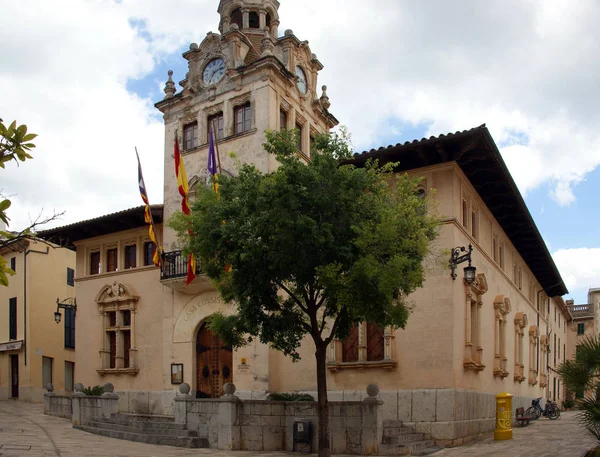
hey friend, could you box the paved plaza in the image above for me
[0,400,596,457]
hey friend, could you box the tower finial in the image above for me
[164,70,176,99]
[320,85,331,110]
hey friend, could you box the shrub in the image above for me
[82,385,104,396]
[267,392,315,402]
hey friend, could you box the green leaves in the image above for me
[0,257,15,287]
[169,128,440,357]
[0,120,36,168]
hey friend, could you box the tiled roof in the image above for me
[345,124,568,298]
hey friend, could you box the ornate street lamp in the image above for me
[54,297,77,324]
[449,244,477,284]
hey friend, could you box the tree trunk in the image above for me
[315,342,330,457]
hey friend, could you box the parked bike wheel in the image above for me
[548,407,560,420]
[526,406,541,419]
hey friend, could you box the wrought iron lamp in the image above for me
[449,244,477,284]
[54,297,77,324]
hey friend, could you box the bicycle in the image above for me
[526,397,561,420]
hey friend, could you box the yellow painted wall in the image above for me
[0,239,76,402]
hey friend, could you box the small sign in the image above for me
[171,363,184,384]
[36,349,43,355]
[297,423,304,433]
[0,341,23,352]
[237,364,251,374]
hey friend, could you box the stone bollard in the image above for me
[71,383,85,426]
[218,383,241,450]
[494,392,513,441]
[100,383,119,420]
[362,384,383,455]
[174,383,191,424]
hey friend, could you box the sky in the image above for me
[2,0,600,304]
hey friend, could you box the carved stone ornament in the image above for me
[96,282,139,306]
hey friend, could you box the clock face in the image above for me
[203,58,226,85]
[295,66,308,94]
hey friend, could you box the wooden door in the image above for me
[196,323,232,398]
[10,355,18,398]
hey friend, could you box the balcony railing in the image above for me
[568,303,594,319]
[160,250,201,281]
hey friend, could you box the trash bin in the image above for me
[293,419,312,453]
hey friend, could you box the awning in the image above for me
[0,341,23,352]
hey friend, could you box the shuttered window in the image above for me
[143,242,154,266]
[67,267,75,286]
[9,298,17,340]
[234,103,251,134]
[90,252,100,275]
[64,308,75,349]
[124,245,136,269]
[42,357,53,388]
[106,248,118,272]
[10,257,16,272]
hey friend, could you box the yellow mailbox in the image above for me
[494,392,513,440]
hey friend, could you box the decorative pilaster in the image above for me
[358,322,367,362]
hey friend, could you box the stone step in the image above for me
[114,413,176,423]
[382,433,425,445]
[88,421,197,437]
[383,420,404,428]
[103,417,188,430]
[378,440,436,456]
[383,426,416,437]
[74,425,208,448]
[411,446,445,456]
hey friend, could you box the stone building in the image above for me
[39,0,573,446]
[0,237,76,401]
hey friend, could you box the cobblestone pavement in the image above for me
[0,400,596,457]
[435,410,598,457]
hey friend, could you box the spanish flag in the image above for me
[174,133,196,285]
[136,149,161,267]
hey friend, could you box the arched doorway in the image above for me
[195,322,233,398]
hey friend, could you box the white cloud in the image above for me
[553,248,600,301]
[2,0,600,231]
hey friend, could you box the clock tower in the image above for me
[156,0,338,250]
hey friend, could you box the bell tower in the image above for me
[217,0,280,38]
[156,0,338,250]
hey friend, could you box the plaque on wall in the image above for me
[171,363,184,384]
[237,358,251,374]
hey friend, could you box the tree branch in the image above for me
[275,280,309,314]
[324,313,343,346]
[0,209,66,251]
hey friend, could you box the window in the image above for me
[106,248,118,272]
[183,121,199,151]
[97,282,139,374]
[558,338,561,359]
[540,335,549,388]
[249,11,259,28]
[310,135,315,153]
[42,357,53,389]
[513,263,518,284]
[296,123,303,152]
[578,323,585,335]
[517,266,522,290]
[234,102,251,134]
[64,361,75,392]
[498,243,505,270]
[124,245,136,269]
[514,312,527,383]
[493,295,511,379]
[464,273,488,373]
[143,241,155,266]
[528,326,539,386]
[492,234,499,263]
[554,333,557,365]
[9,297,17,340]
[67,267,75,287]
[231,8,242,28]
[10,257,16,272]
[208,112,224,140]
[342,323,384,362]
[64,307,75,350]
[471,206,479,240]
[462,198,469,228]
[90,251,100,275]
[280,109,288,131]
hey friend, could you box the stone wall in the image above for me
[71,394,119,427]
[116,390,176,416]
[43,394,72,419]
[174,384,382,455]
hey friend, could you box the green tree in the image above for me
[558,336,600,456]
[0,118,62,286]
[171,129,440,457]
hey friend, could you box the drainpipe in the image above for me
[24,246,49,366]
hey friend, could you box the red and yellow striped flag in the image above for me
[174,133,196,285]
[136,149,162,267]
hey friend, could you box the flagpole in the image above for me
[135,146,163,266]
[211,120,223,174]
